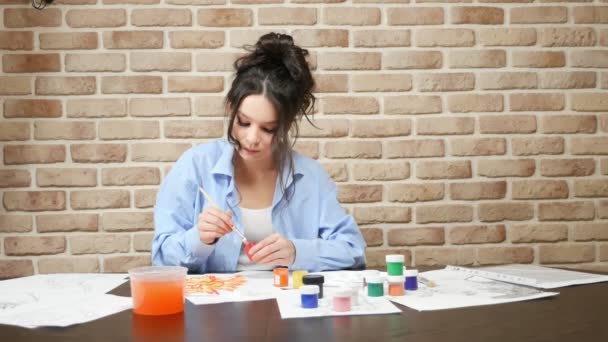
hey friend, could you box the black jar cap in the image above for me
[302,274,324,285]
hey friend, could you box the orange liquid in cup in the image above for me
[131,279,185,316]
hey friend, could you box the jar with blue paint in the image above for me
[300,285,319,309]
[405,269,418,291]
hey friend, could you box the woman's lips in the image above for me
[243,147,259,153]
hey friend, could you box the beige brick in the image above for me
[134,233,154,252]
[37,168,96,187]
[450,181,506,200]
[299,119,348,138]
[447,94,503,113]
[603,31,608,47]
[416,29,474,47]
[354,206,411,224]
[352,74,412,92]
[600,200,608,219]
[5,236,65,256]
[387,8,443,25]
[258,8,316,25]
[3,54,60,73]
[66,9,126,28]
[38,257,99,274]
[480,115,536,134]
[511,93,565,111]
[572,93,608,111]
[166,0,224,3]
[0,31,33,50]
[351,119,410,138]
[338,184,382,203]
[102,167,160,186]
[0,122,29,141]
[0,77,31,95]
[0,215,32,233]
[477,247,534,265]
[102,212,154,232]
[415,247,475,266]
[67,99,127,118]
[572,223,608,241]
[0,260,34,279]
[103,31,164,49]
[385,95,442,114]
[135,189,158,209]
[101,76,162,94]
[539,28,596,47]
[601,244,608,262]
[479,28,536,46]
[478,72,537,90]
[574,6,608,23]
[4,8,61,28]
[132,9,192,27]
[130,52,190,72]
[388,227,444,246]
[450,225,506,245]
[129,98,190,117]
[479,202,534,222]
[0,170,30,188]
[539,202,595,221]
[449,50,506,68]
[478,159,535,177]
[361,228,383,247]
[366,249,412,269]
[131,143,191,162]
[34,121,95,141]
[571,51,608,68]
[603,160,608,175]
[71,144,127,163]
[65,54,126,72]
[417,161,471,179]
[71,234,130,254]
[35,77,95,96]
[196,52,244,72]
[99,121,159,140]
[539,244,595,264]
[324,141,381,159]
[71,190,129,210]
[450,138,506,157]
[292,29,348,48]
[574,180,608,197]
[322,96,379,114]
[170,31,223,49]
[312,74,348,93]
[512,137,564,156]
[388,183,444,203]
[601,114,608,132]
[294,141,319,159]
[168,76,223,93]
[40,32,97,50]
[384,51,442,70]
[541,115,596,134]
[417,117,475,135]
[324,7,380,25]
[571,137,608,155]
[104,255,151,273]
[416,204,473,223]
[322,162,348,182]
[540,158,594,177]
[451,6,503,24]
[386,139,445,158]
[416,73,474,92]
[103,0,160,5]
[319,52,381,71]
[512,180,569,199]
[511,223,568,243]
[354,162,410,181]
[198,9,252,27]
[513,51,565,68]
[511,6,567,23]
[165,120,224,139]
[353,30,410,47]
[37,214,98,233]
[4,145,65,165]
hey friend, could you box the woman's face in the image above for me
[231,95,279,165]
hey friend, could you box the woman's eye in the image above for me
[236,117,250,127]
[263,127,277,134]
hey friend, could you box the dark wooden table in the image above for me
[1,276,607,342]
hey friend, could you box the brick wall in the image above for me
[0,1,607,278]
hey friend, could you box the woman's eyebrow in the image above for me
[237,111,278,124]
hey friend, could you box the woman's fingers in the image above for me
[250,233,295,266]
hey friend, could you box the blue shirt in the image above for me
[152,139,367,273]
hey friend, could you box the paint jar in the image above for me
[302,274,325,298]
[300,285,319,309]
[273,266,289,287]
[366,275,384,297]
[292,270,308,289]
[129,266,187,316]
[332,288,352,312]
[350,284,360,306]
[387,275,405,296]
[405,269,419,291]
[385,255,404,276]
[362,270,380,288]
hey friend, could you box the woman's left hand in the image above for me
[248,233,296,266]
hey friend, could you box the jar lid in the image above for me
[405,269,419,276]
[385,255,405,263]
[333,288,352,297]
[366,275,384,284]
[300,285,319,295]
[387,275,405,282]
[302,274,325,285]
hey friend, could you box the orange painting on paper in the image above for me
[185,275,247,295]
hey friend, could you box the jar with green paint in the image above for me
[386,255,404,276]
[366,275,384,297]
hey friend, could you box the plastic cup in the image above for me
[129,266,188,316]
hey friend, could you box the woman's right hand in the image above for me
[197,207,234,245]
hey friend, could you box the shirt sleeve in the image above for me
[151,150,215,273]
[290,171,367,272]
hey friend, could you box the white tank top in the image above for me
[236,206,274,271]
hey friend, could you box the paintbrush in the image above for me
[419,276,436,288]
[198,186,248,243]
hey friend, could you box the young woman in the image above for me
[152,33,366,273]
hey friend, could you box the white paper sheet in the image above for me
[388,268,558,311]
[185,271,283,305]
[0,294,132,328]
[276,287,402,319]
